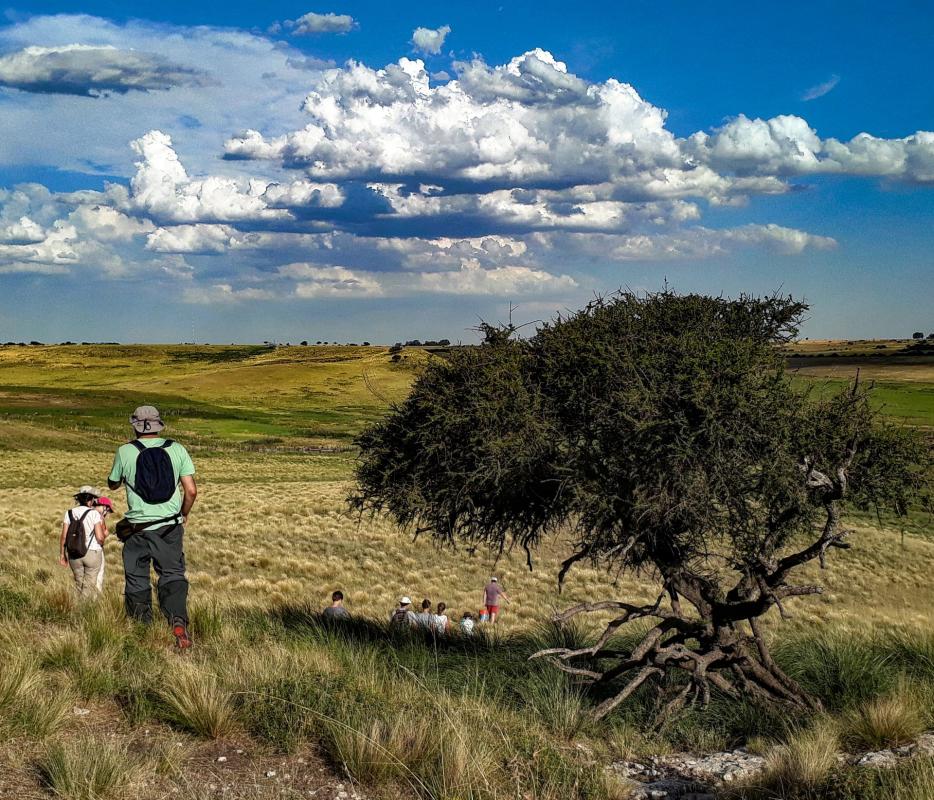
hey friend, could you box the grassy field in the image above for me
[0,341,932,800]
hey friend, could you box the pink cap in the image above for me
[96,497,114,510]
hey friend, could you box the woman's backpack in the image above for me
[127,440,177,503]
[65,509,94,559]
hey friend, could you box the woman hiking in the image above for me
[58,486,108,599]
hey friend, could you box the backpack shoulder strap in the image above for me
[160,439,174,449]
[129,440,146,453]
[67,510,75,524]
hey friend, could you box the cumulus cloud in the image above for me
[0,216,46,245]
[802,74,840,101]
[3,27,929,309]
[688,116,934,183]
[417,260,576,294]
[128,131,290,223]
[282,263,384,297]
[0,44,210,96]
[554,224,836,261]
[146,224,237,254]
[224,50,683,190]
[288,12,357,35]
[411,25,450,55]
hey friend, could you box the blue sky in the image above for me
[0,1,931,343]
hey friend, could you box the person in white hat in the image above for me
[58,486,107,600]
[389,596,417,627]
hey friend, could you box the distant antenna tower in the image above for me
[191,319,196,345]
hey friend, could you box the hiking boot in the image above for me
[172,617,192,650]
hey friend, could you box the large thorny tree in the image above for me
[351,292,931,721]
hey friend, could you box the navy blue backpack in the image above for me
[127,439,177,503]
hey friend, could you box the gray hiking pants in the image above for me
[122,523,189,625]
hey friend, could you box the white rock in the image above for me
[216,756,227,763]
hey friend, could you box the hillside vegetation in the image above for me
[0,342,931,800]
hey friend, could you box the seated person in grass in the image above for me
[459,611,476,635]
[58,485,107,600]
[415,598,433,628]
[323,589,350,621]
[389,596,417,627]
[433,602,451,635]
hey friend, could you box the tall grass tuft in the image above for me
[158,664,237,739]
[835,756,934,800]
[38,736,138,800]
[775,631,896,711]
[841,683,926,750]
[0,654,73,739]
[758,718,840,796]
[520,671,590,739]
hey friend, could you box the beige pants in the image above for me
[69,549,103,599]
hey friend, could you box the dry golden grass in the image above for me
[842,683,927,750]
[760,718,840,794]
[3,445,931,636]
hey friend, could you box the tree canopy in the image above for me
[352,290,931,719]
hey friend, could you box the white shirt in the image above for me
[64,506,103,552]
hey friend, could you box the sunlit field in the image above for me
[1,342,932,800]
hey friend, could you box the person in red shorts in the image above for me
[482,576,510,624]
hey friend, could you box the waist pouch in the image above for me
[115,515,181,542]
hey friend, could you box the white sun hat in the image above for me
[400,596,412,605]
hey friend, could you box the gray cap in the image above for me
[130,405,165,434]
[76,485,99,498]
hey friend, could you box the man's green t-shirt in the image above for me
[109,438,195,528]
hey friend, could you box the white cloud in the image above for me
[182,283,276,304]
[0,44,210,96]
[0,15,322,176]
[288,12,357,35]
[553,224,836,261]
[411,25,450,55]
[0,216,46,245]
[282,263,384,297]
[417,259,577,295]
[802,74,840,102]
[129,131,290,223]
[146,224,237,253]
[2,25,928,310]
[223,50,683,188]
[260,180,345,208]
[689,115,934,183]
[68,205,154,241]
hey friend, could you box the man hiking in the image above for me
[108,405,197,649]
[482,576,510,625]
